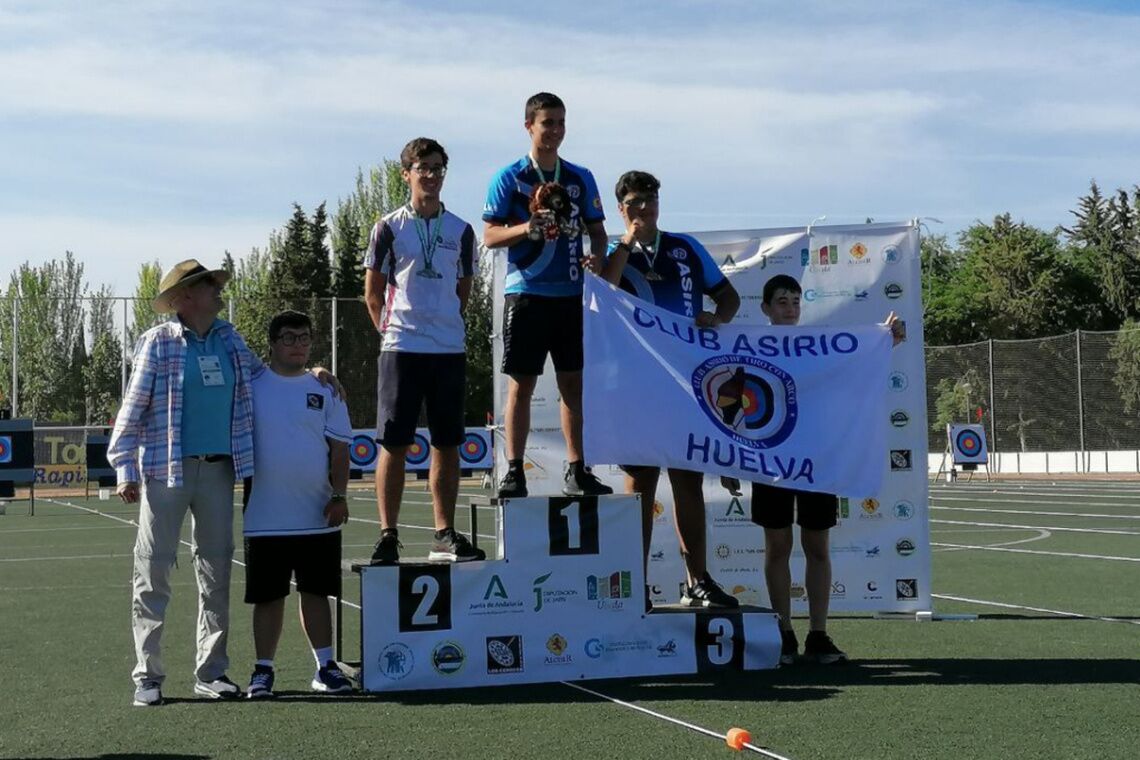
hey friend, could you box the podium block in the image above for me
[357,495,780,692]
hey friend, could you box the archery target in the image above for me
[0,436,10,464]
[459,431,491,468]
[351,434,378,468]
[949,424,988,464]
[406,432,431,468]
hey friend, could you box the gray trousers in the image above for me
[131,457,235,686]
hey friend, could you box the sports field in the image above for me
[1,479,1138,759]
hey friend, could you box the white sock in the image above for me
[313,646,334,667]
[256,659,274,669]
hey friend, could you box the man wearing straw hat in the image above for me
[109,259,336,707]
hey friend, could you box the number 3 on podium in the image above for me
[695,613,744,672]
[547,496,600,556]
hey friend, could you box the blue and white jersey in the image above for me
[606,232,728,318]
[483,156,605,297]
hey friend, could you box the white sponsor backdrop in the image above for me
[359,495,780,691]
[491,222,931,613]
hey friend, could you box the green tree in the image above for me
[932,367,985,437]
[0,253,88,420]
[226,247,277,359]
[1063,180,1140,325]
[464,254,494,424]
[85,285,123,426]
[129,261,164,348]
[1110,320,1140,418]
[331,196,364,298]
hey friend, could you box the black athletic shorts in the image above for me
[750,482,838,531]
[501,294,583,375]
[376,351,466,448]
[244,531,342,604]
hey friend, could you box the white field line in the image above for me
[933,593,1140,626]
[0,553,134,562]
[43,497,366,612]
[561,681,792,759]
[931,542,1138,562]
[929,518,1139,536]
[932,527,1051,553]
[934,487,1140,499]
[344,514,496,542]
[0,525,135,534]
[931,499,1140,515]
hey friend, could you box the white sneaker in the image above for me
[193,675,242,699]
[132,681,163,707]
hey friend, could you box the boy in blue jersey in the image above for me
[483,92,613,499]
[602,170,742,609]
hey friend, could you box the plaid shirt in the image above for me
[108,318,261,487]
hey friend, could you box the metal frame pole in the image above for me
[988,339,996,460]
[331,298,338,375]
[11,300,18,417]
[1075,330,1085,472]
[120,298,128,400]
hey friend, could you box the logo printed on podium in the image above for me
[379,643,413,680]
[431,641,465,675]
[896,578,918,600]
[486,636,524,674]
[545,634,573,665]
[469,574,524,616]
[586,571,632,609]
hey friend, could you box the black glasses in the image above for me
[274,333,312,346]
[621,194,659,209]
[411,164,447,178]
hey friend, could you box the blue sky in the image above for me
[3,0,1139,295]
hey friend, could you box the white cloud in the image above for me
[2,0,1140,289]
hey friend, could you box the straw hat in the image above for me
[152,259,231,314]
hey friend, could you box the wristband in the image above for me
[329,492,346,502]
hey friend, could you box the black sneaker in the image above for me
[563,464,614,497]
[779,629,799,666]
[803,630,848,665]
[370,532,402,565]
[498,468,527,499]
[428,528,487,562]
[680,573,740,608]
[311,661,353,694]
[247,665,275,699]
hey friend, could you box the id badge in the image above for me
[198,355,224,387]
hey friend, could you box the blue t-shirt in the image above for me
[181,320,236,457]
[482,156,605,297]
[606,232,728,318]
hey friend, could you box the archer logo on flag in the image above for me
[692,355,798,450]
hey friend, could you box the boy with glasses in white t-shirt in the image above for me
[243,310,353,698]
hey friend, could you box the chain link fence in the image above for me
[926,329,1140,455]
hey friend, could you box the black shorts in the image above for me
[750,482,838,531]
[377,351,465,448]
[501,294,583,375]
[243,531,342,604]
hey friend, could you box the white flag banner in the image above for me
[582,274,894,497]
